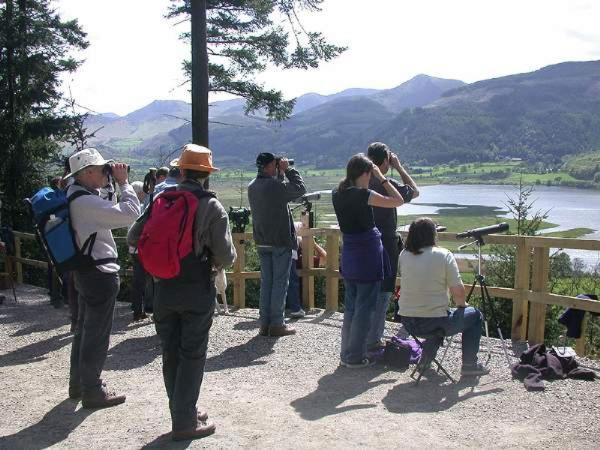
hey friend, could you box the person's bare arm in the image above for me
[450,283,468,307]
[368,165,404,208]
[389,153,420,199]
[313,239,327,266]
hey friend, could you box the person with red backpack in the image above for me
[128,144,236,442]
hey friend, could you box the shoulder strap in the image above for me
[66,188,99,259]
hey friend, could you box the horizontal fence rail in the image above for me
[5,229,600,355]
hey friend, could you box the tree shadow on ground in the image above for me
[291,366,395,421]
[0,332,72,368]
[204,335,277,372]
[382,373,504,414]
[0,399,94,450]
[104,334,161,371]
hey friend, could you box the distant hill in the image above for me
[88,62,600,168]
[115,74,465,165]
[372,61,600,163]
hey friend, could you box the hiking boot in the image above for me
[68,385,81,399]
[258,325,269,336]
[345,358,376,369]
[289,308,306,318]
[198,410,209,422]
[461,363,490,377]
[172,421,216,441]
[82,386,126,409]
[268,324,296,337]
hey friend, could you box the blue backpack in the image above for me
[26,187,113,274]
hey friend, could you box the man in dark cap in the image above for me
[248,152,306,337]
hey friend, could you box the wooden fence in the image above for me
[5,229,600,355]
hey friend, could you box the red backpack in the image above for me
[138,189,213,279]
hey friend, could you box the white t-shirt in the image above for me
[398,246,463,318]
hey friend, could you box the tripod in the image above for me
[438,236,512,368]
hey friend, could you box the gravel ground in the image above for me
[0,284,599,449]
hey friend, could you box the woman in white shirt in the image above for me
[399,217,489,376]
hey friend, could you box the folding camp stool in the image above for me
[409,328,456,385]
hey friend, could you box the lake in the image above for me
[316,184,600,269]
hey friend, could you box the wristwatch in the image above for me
[381,178,389,185]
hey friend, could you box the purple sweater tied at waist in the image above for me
[341,227,392,283]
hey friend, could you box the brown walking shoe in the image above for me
[268,324,296,337]
[82,388,126,409]
[258,325,269,336]
[172,421,216,441]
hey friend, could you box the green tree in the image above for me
[0,0,88,226]
[167,0,346,121]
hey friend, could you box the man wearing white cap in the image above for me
[65,148,141,408]
[128,143,236,441]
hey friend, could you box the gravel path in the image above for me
[0,284,599,449]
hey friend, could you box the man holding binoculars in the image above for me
[64,147,141,408]
[248,152,306,337]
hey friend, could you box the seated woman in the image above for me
[332,154,403,368]
[398,217,489,376]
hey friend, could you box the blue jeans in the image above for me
[367,291,393,347]
[340,280,380,364]
[286,260,302,312]
[258,247,292,327]
[402,307,483,366]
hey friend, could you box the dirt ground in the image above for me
[0,284,599,449]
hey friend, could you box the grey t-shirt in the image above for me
[398,246,463,318]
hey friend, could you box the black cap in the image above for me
[256,152,276,167]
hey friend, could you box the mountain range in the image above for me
[86,60,600,167]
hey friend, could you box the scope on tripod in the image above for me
[456,222,509,239]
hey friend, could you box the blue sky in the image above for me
[56,0,600,116]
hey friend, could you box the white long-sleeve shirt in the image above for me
[67,182,141,273]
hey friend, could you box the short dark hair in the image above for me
[168,167,180,178]
[367,142,389,166]
[183,168,210,182]
[156,167,169,178]
[405,217,438,255]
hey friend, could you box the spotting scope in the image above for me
[456,222,509,239]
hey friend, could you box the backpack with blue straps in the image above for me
[26,186,115,275]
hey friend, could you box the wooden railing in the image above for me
[6,229,600,355]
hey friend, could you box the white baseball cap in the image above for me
[65,148,113,178]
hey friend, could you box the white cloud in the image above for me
[56,0,600,115]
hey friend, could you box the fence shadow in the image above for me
[290,365,394,421]
[0,399,94,450]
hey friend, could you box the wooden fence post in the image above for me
[15,235,23,284]
[301,227,315,310]
[232,236,245,308]
[511,238,531,341]
[325,232,340,311]
[528,246,549,345]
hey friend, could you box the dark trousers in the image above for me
[154,282,215,432]
[69,269,120,396]
[130,254,146,315]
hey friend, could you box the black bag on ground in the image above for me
[383,340,411,369]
